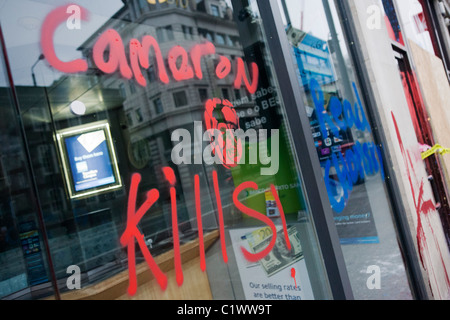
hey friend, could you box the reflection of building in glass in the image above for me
[0,86,52,297]
[0,0,302,299]
[287,25,349,163]
[2,0,270,293]
[76,0,261,239]
[286,24,378,245]
[290,30,335,88]
[2,80,128,289]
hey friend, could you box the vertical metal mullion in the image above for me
[0,24,61,300]
[256,0,354,300]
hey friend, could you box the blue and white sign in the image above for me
[57,121,122,198]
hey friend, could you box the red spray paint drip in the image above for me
[392,112,450,296]
[162,167,183,287]
[291,268,297,289]
[194,174,206,272]
[212,170,228,264]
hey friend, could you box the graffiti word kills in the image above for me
[41,5,259,95]
[310,78,385,213]
[392,112,450,298]
[120,168,292,296]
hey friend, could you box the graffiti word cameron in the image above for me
[41,5,259,95]
[120,168,292,296]
[310,79,385,213]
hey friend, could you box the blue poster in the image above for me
[64,129,116,192]
[288,26,379,245]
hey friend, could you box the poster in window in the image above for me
[56,121,122,199]
[229,226,314,300]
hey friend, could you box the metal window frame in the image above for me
[256,0,354,300]
[0,24,61,300]
[419,0,450,82]
[336,0,429,300]
[256,0,431,300]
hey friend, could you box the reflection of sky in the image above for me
[0,0,350,87]
[278,0,348,58]
[278,0,328,40]
[0,0,124,87]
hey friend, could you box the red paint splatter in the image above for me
[291,268,297,288]
[194,174,206,272]
[392,112,450,296]
[162,166,176,186]
[163,167,183,286]
[204,98,243,168]
[271,184,291,251]
[212,170,228,263]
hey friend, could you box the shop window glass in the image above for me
[0,37,53,299]
[279,0,414,299]
[0,0,339,300]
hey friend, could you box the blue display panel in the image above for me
[57,121,122,198]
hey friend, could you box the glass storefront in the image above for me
[0,0,416,300]
[278,0,413,299]
[0,29,54,299]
